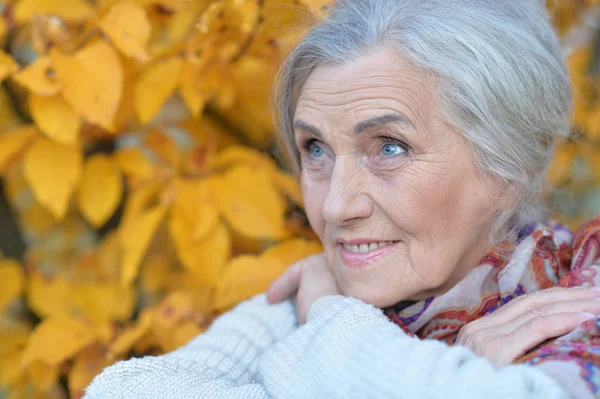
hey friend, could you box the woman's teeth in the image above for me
[342,241,396,253]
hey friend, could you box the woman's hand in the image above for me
[455,286,600,367]
[267,253,342,324]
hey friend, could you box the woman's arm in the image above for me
[257,295,570,399]
[84,293,299,399]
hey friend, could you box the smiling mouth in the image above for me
[341,241,397,253]
[338,240,401,268]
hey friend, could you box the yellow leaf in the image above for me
[169,179,219,240]
[107,309,153,360]
[134,56,183,124]
[27,361,60,392]
[76,155,123,227]
[118,181,162,240]
[212,145,278,172]
[0,86,22,132]
[179,62,207,118]
[261,238,323,267]
[547,143,576,186]
[0,316,30,387]
[50,41,123,131]
[0,125,38,174]
[0,50,18,81]
[11,56,60,96]
[0,259,25,311]
[14,0,94,24]
[115,148,155,183]
[121,205,166,285]
[0,18,7,43]
[151,291,205,352]
[214,255,286,311]
[170,219,230,286]
[21,316,97,367]
[23,137,82,219]
[144,128,181,168]
[99,2,152,62]
[269,170,303,206]
[196,2,226,33]
[299,0,333,18]
[233,0,260,34]
[70,282,135,324]
[28,94,80,145]
[212,165,288,239]
[27,273,71,318]
[69,346,112,398]
[153,291,193,329]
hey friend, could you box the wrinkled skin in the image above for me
[292,49,510,308]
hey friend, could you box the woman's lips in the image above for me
[339,241,401,268]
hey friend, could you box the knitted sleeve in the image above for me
[83,293,299,399]
[257,295,570,399]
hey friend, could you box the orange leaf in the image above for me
[23,137,83,219]
[214,255,286,311]
[11,56,60,96]
[76,155,123,227]
[134,56,183,124]
[28,94,81,145]
[14,0,94,24]
[0,125,38,174]
[0,259,25,311]
[21,316,98,367]
[121,205,167,285]
[99,2,152,62]
[0,50,18,81]
[50,41,123,131]
[212,165,288,239]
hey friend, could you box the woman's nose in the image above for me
[321,159,373,225]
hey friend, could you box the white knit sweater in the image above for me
[84,293,569,399]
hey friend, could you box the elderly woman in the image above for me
[85,0,600,398]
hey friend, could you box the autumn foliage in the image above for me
[0,0,598,398]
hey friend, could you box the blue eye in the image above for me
[309,143,325,158]
[381,143,406,156]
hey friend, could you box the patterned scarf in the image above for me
[383,215,600,398]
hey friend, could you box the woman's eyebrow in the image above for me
[354,113,414,134]
[293,120,323,138]
[293,112,413,138]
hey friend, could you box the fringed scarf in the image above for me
[384,215,600,398]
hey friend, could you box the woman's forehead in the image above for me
[295,51,433,131]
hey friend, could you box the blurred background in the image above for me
[0,0,598,398]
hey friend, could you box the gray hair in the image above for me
[274,0,573,243]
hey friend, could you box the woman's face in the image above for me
[294,49,506,308]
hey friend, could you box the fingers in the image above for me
[475,287,600,329]
[266,261,303,304]
[502,297,600,334]
[496,311,598,365]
